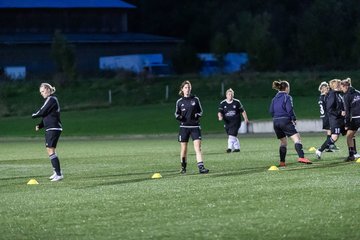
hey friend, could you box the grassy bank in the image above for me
[0,97,318,137]
[1,70,359,117]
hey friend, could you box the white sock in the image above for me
[228,136,233,149]
[232,136,240,150]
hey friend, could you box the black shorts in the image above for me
[273,119,298,139]
[321,117,330,130]
[45,130,62,148]
[225,123,241,136]
[178,127,202,142]
[329,118,346,135]
[330,126,346,136]
[348,118,360,131]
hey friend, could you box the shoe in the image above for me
[298,158,312,164]
[279,162,286,167]
[315,149,322,159]
[180,168,186,174]
[233,149,240,152]
[226,149,232,153]
[325,148,334,152]
[345,156,355,162]
[50,175,63,182]
[49,171,62,180]
[49,171,57,180]
[329,145,340,151]
[354,153,360,158]
[199,167,209,174]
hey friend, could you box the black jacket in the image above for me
[175,95,203,127]
[343,87,360,126]
[32,95,63,131]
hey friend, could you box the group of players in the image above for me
[32,78,360,181]
[316,78,360,162]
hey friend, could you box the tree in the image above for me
[228,12,281,71]
[210,32,229,72]
[51,30,77,83]
[171,44,202,74]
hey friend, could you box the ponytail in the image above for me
[40,83,56,94]
[272,80,289,91]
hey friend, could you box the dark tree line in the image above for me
[127,0,360,71]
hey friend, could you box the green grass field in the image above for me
[0,134,359,240]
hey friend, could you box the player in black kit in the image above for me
[316,79,346,159]
[318,82,338,152]
[175,80,209,174]
[32,83,63,181]
[218,88,249,153]
[341,78,360,161]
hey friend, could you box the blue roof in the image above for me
[0,0,136,9]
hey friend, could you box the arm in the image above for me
[269,99,274,117]
[32,97,54,118]
[174,100,183,121]
[238,101,249,123]
[194,97,203,119]
[241,111,249,124]
[285,96,296,121]
[218,112,223,121]
[218,102,224,121]
[343,94,351,127]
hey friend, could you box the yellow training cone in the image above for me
[151,173,162,179]
[308,147,316,152]
[268,166,279,171]
[356,158,360,163]
[27,179,39,185]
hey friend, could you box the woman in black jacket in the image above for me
[175,80,209,174]
[341,78,360,161]
[316,79,345,159]
[32,83,63,181]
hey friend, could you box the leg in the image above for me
[193,140,209,174]
[180,142,188,173]
[279,137,287,166]
[233,135,241,152]
[346,130,356,161]
[290,133,312,164]
[227,135,233,153]
[47,147,62,180]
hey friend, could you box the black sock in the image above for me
[353,138,357,153]
[50,153,61,176]
[325,135,331,149]
[197,161,205,169]
[181,157,187,169]
[319,137,334,152]
[279,146,287,162]
[295,143,304,158]
[349,147,355,157]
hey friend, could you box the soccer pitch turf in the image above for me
[0,134,359,240]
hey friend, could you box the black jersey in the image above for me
[32,95,63,131]
[318,94,328,119]
[326,90,344,125]
[343,87,360,126]
[218,98,244,127]
[175,95,203,127]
